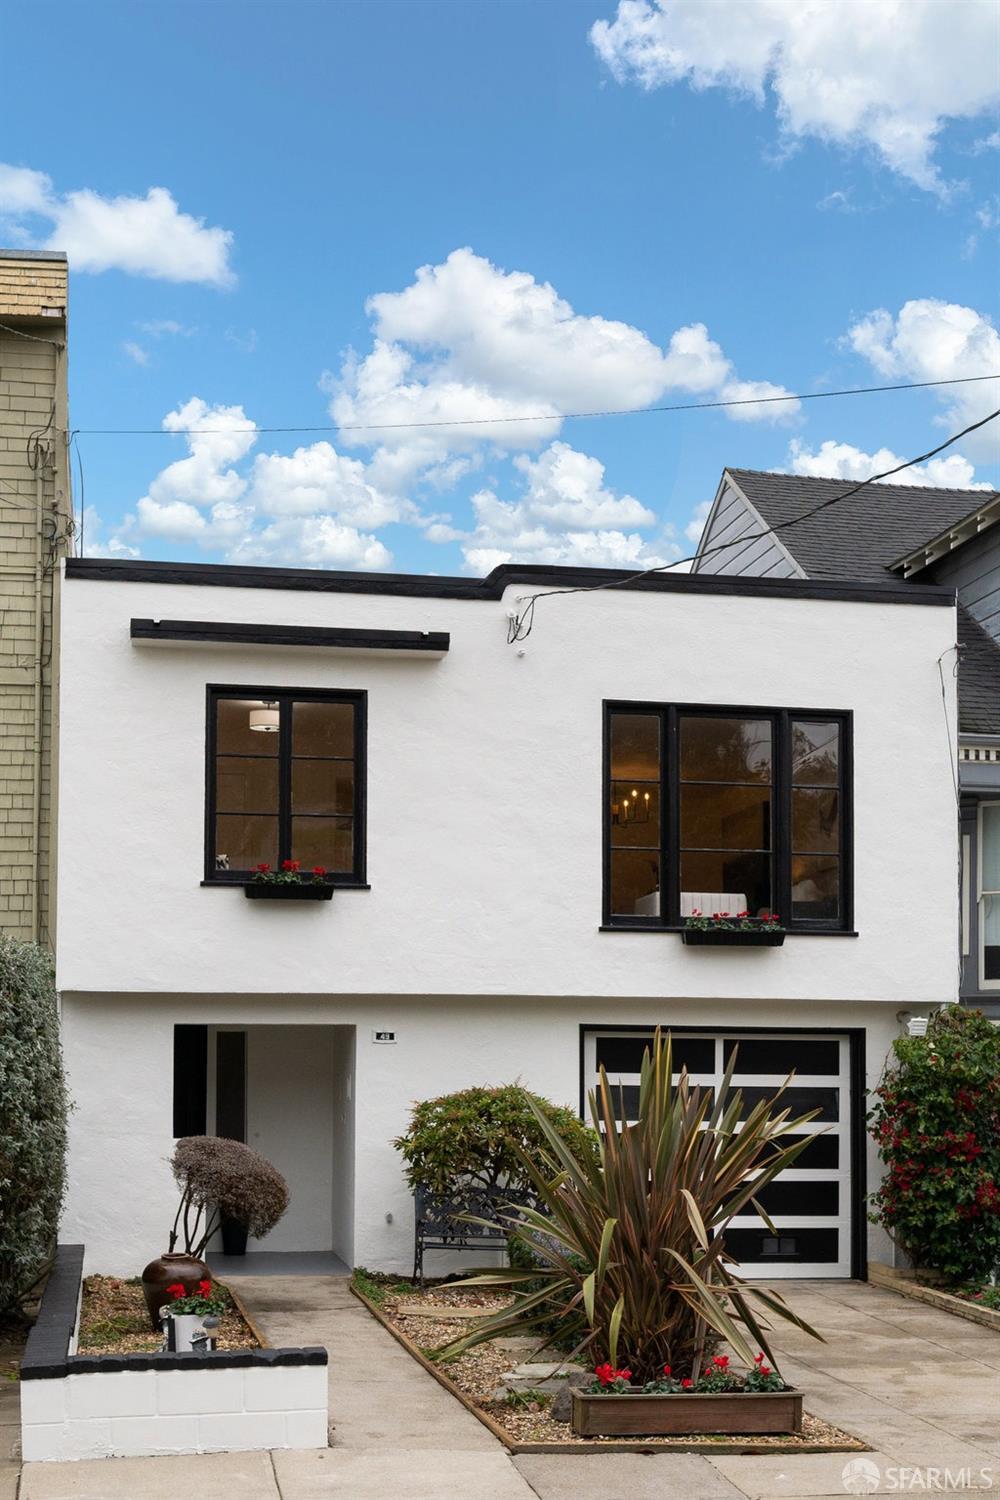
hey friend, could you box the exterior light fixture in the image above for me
[249,701,279,734]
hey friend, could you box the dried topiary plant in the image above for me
[169,1136,289,1258]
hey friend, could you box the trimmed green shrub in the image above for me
[394,1083,599,1201]
[869,1005,1000,1284]
[0,939,69,1316]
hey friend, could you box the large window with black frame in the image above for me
[604,704,850,931]
[206,687,366,883]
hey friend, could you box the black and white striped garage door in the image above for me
[582,1030,855,1278]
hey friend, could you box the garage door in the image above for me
[581,1029,855,1278]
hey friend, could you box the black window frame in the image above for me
[205,684,367,886]
[602,701,853,934]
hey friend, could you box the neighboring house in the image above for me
[694,468,1000,1017]
[0,251,71,947]
[55,551,957,1281]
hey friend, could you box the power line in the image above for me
[507,405,1000,644]
[69,372,1000,436]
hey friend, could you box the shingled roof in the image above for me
[727,468,1000,583]
[958,606,1000,736]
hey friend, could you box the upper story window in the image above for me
[604,703,851,932]
[978,803,1000,986]
[206,687,366,884]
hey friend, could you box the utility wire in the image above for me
[507,405,1000,643]
[69,372,999,436]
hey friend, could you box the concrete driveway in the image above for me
[17,1278,1000,1500]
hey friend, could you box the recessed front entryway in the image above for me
[582,1027,861,1278]
[172,1022,356,1267]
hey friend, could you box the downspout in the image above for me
[31,457,44,945]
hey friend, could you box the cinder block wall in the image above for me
[0,250,70,948]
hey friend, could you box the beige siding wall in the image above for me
[0,252,70,946]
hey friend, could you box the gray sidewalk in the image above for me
[17,1278,1000,1500]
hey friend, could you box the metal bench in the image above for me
[412,1184,520,1286]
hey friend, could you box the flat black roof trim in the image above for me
[68,557,954,608]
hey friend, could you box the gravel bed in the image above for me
[77,1275,259,1355]
[377,1285,866,1452]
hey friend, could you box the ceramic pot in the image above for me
[140,1251,210,1330]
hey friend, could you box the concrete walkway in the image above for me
[18,1278,1000,1499]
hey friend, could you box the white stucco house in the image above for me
[55,548,959,1282]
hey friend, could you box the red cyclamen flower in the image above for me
[662,1365,671,1376]
[312,866,327,876]
[166,1283,186,1299]
[198,1279,211,1296]
[256,863,270,872]
[681,1378,693,1389]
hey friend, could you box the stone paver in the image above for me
[273,1447,535,1498]
[515,1451,746,1499]
[20,1449,280,1499]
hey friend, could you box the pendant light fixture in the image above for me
[249,700,280,734]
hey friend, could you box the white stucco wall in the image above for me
[60,992,899,1276]
[245,1026,335,1252]
[55,573,959,1005]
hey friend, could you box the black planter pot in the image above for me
[244,882,333,901]
[681,928,785,947]
[220,1215,249,1256]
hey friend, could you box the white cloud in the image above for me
[331,249,795,495]
[228,516,392,570]
[139,319,196,338]
[117,398,397,570]
[122,341,149,367]
[0,163,53,215]
[77,505,139,559]
[0,163,235,286]
[684,499,712,544]
[787,438,991,491]
[445,439,677,573]
[590,0,1000,192]
[718,378,800,423]
[248,442,411,528]
[845,298,1000,457]
[135,497,209,540]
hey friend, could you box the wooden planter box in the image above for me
[571,1388,803,1437]
[244,883,333,901]
[682,928,785,947]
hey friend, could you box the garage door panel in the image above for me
[582,1029,854,1279]
[596,1034,716,1074]
[723,1038,841,1074]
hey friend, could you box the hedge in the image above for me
[0,939,69,1316]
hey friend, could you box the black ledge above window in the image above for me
[603,701,854,936]
[131,618,449,657]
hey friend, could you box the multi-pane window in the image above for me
[206,688,365,883]
[979,803,1000,984]
[605,704,850,931]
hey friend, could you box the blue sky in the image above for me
[2,0,998,573]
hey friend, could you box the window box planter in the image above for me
[571,1387,803,1437]
[244,883,333,901]
[681,928,785,947]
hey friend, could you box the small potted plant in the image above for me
[244,860,334,901]
[159,1277,228,1353]
[141,1136,289,1327]
[681,909,785,947]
